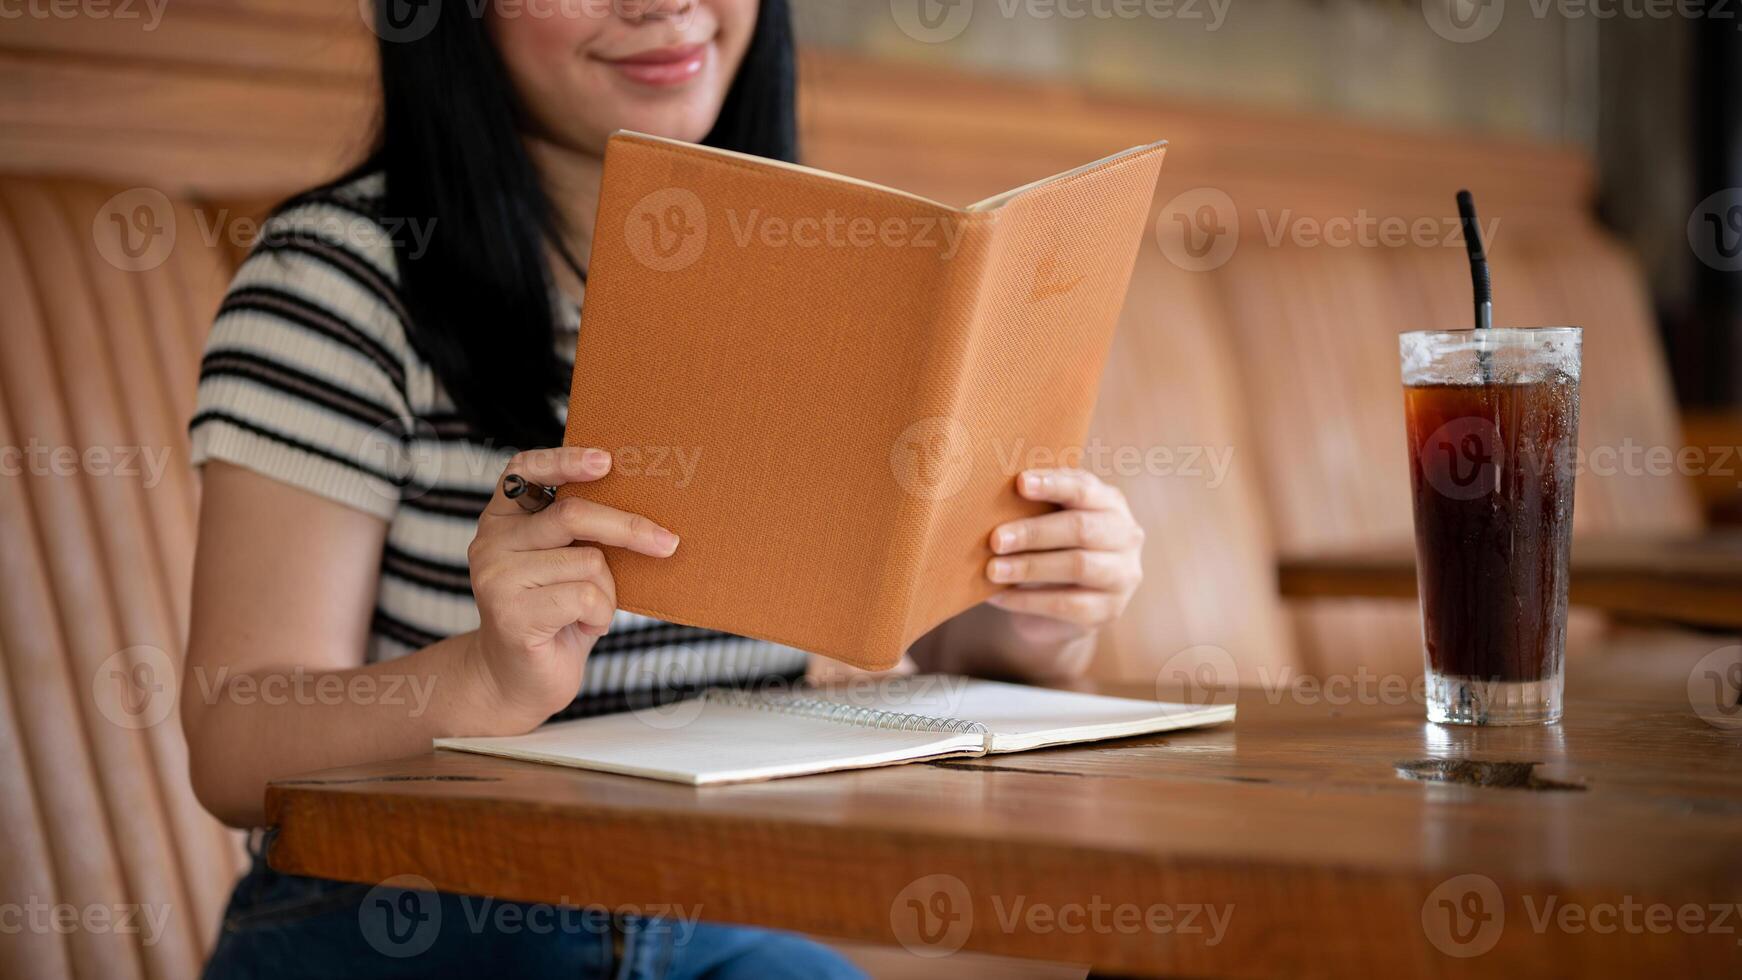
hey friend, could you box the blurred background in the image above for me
[799,0,1738,412]
[1,3,1740,976]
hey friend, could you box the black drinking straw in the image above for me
[1457,189,1493,331]
[1457,189,1494,382]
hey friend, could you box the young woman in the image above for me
[183,1,1146,976]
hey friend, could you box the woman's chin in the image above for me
[602,102,723,144]
[591,69,727,141]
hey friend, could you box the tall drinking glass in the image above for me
[1399,327,1582,725]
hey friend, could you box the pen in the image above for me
[501,474,556,513]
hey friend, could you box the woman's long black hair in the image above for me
[360,0,797,450]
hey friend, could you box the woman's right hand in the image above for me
[464,446,680,730]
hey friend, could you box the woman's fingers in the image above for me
[468,447,669,644]
[991,507,1140,555]
[1015,468,1128,513]
[497,496,680,556]
[505,546,615,596]
[985,468,1145,630]
[985,587,1120,627]
[986,548,1132,590]
[482,447,612,518]
[469,545,616,618]
[503,581,615,638]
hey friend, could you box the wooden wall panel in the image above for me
[0,5,373,196]
[2,7,1595,213]
[797,56,1595,223]
[0,7,371,77]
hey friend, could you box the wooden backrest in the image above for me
[0,179,245,979]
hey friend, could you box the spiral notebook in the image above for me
[435,678,1234,785]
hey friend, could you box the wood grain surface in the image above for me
[267,655,1742,977]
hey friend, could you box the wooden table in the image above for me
[267,657,1742,976]
[1278,531,1742,630]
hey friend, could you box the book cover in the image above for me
[561,132,1166,669]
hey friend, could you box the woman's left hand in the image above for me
[983,469,1144,634]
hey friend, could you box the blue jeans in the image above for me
[203,832,863,979]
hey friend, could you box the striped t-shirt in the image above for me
[189,172,809,717]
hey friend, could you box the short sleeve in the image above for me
[189,196,417,520]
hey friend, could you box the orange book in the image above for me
[561,132,1166,670]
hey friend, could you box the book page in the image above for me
[804,677,1235,755]
[436,700,984,786]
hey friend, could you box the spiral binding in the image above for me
[700,688,989,735]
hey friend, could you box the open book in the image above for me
[560,133,1168,670]
[435,678,1233,786]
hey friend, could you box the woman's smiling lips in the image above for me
[597,42,709,87]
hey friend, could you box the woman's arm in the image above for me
[181,463,497,826]
[182,448,677,828]
[912,468,1143,682]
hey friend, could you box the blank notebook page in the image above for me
[435,700,984,786]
